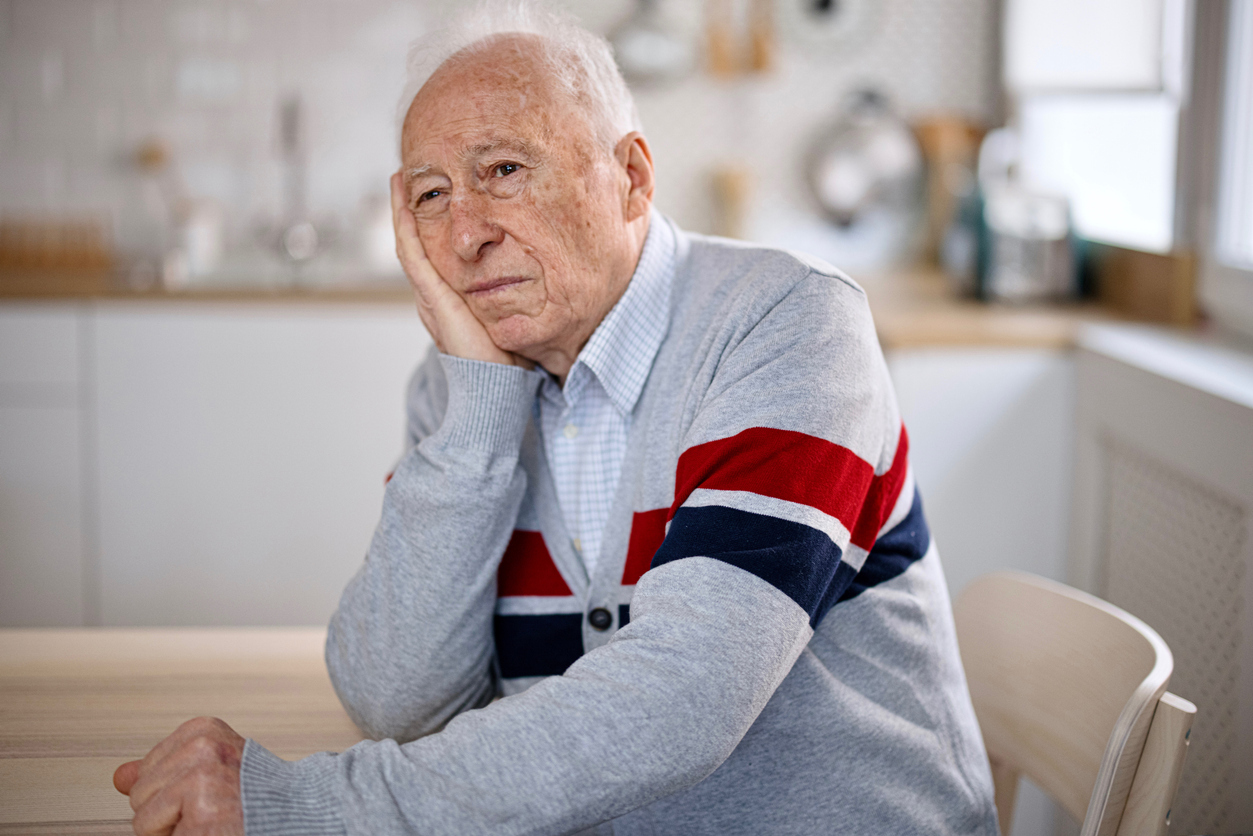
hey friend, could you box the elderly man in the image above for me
[114,6,998,835]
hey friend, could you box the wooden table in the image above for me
[0,628,365,835]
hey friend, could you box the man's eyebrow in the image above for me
[404,164,436,182]
[404,139,542,183]
[459,138,541,163]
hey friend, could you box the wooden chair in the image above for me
[953,572,1196,836]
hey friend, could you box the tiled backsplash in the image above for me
[0,0,429,261]
[0,0,997,269]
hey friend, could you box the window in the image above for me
[1019,94,1179,253]
[1006,0,1188,254]
[1215,1,1253,268]
[1201,0,1253,338]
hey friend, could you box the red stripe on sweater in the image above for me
[497,530,573,597]
[671,426,910,551]
[621,508,668,585]
[849,427,910,551]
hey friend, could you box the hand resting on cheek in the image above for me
[391,171,534,370]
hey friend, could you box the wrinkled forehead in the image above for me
[401,35,592,170]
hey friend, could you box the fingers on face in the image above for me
[391,171,427,262]
[388,174,475,351]
[389,171,406,233]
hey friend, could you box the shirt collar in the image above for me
[562,211,676,416]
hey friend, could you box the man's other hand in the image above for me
[113,716,245,836]
[392,171,531,369]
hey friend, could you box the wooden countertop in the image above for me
[0,628,366,835]
[0,269,414,305]
[2,266,1129,349]
[859,266,1125,351]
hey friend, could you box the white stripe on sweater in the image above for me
[681,488,854,554]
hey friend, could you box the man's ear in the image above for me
[614,132,655,223]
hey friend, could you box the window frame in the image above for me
[1195,0,1253,339]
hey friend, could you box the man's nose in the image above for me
[448,192,504,262]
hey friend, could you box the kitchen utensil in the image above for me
[610,0,695,86]
[277,94,319,265]
[806,89,923,228]
[982,182,1075,302]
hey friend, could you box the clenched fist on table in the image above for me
[113,717,246,836]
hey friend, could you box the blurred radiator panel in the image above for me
[1070,324,1253,835]
[1100,437,1245,834]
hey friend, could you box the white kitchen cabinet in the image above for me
[0,406,86,626]
[886,347,1076,596]
[0,305,81,389]
[0,304,87,627]
[91,301,430,626]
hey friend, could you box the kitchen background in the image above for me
[2,1,1252,834]
[0,0,997,272]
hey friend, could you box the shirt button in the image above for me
[572,537,582,552]
[563,423,579,439]
[588,607,612,631]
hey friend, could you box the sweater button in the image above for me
[588,607,612,631]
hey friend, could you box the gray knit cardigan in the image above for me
[239,218,1001,836]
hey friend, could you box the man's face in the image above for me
[400,38,636,364]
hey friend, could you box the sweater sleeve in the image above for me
[654,270,912,629]
[319,351,543,743]
[241,272,908,836]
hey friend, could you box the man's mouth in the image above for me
[465,276,531,296]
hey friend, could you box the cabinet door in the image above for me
[93,302,430,626]
[886,347,1075,597]
[0,305,85,626]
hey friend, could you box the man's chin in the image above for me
[484,315,547,358]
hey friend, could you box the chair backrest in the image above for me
[954,572,1196,836]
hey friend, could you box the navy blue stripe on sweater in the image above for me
[651,488,931,627]
[652,504,852,627]
[495,491,931,677]
[837,487,930,604]
[494,613,584,679]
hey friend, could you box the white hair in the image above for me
[398,0,642,156]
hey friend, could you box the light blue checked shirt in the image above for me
[537,214,676,578]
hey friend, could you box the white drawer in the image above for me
[0,303,81,389]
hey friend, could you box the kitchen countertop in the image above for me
[0,269,414,305]
[858,266,1127,351]
[0,627,365,834]
[1,265,1133,350]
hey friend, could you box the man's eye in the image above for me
[418,189,443,203]
[494,163,520,177]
